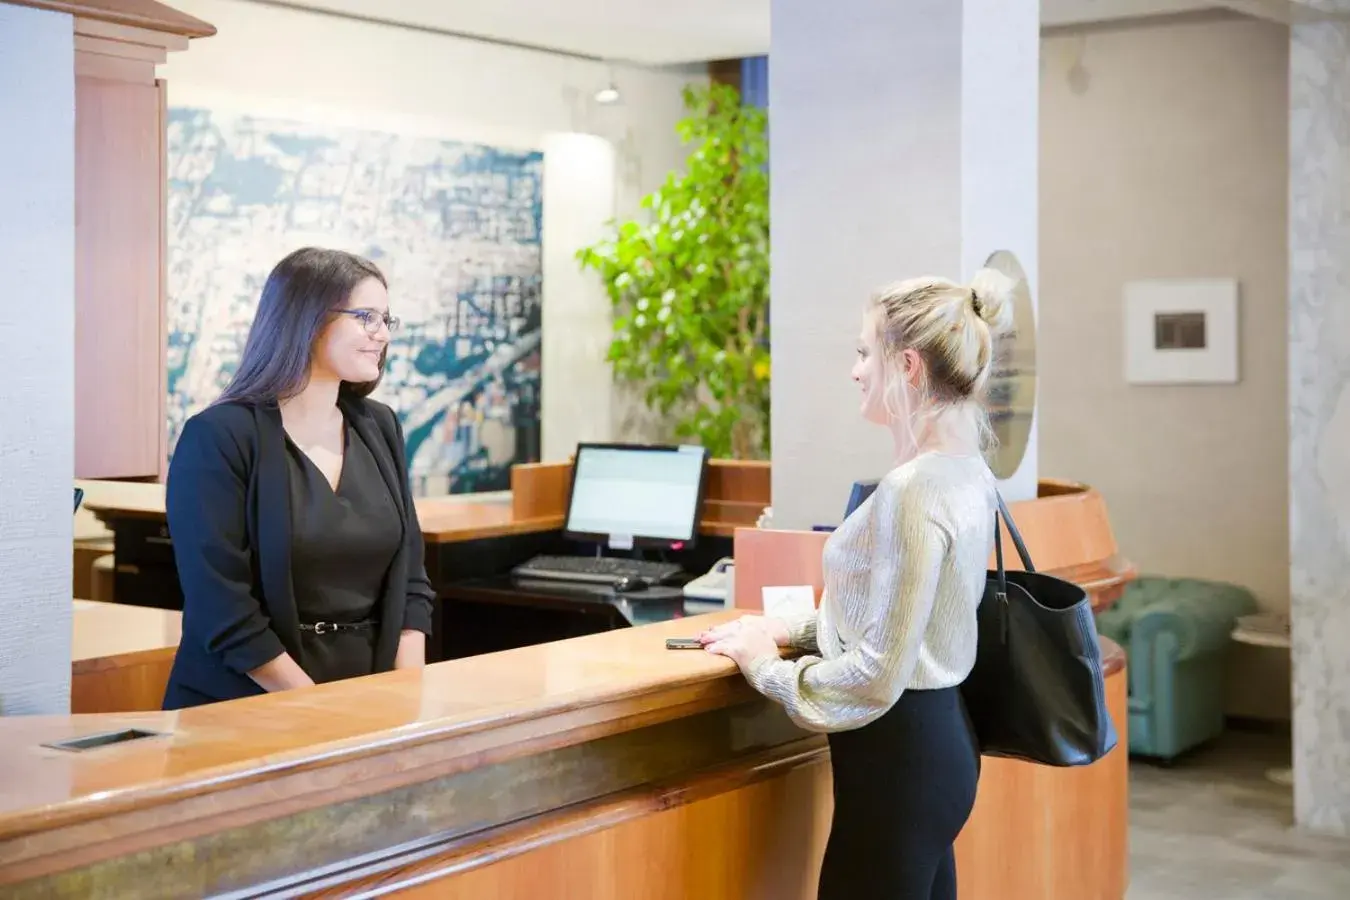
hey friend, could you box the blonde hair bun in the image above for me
[968,267,1017,336]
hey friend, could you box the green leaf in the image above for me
[573,81,771,459]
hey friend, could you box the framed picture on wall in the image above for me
[1123,278,1239,385]
[162,88,547,496]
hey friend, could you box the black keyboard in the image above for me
[512,554,684,587]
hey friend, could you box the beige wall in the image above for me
[1040,15,1291,719]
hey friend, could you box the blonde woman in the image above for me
[700,270,1015,900]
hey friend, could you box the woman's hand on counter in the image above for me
[699,615,791,648]
[248,652,316,692]
[700,616,785,672]
[394,630,426,669]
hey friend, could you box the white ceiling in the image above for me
[1042,0,1217,26]
[260,0,770,63]
[259,0,1237,64]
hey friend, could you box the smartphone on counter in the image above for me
[665,637,705,650]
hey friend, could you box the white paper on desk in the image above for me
[761,585,815,620]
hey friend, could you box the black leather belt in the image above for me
[298,621,374,635]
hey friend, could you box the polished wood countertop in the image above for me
[2,616,1125,845]
[71,599,180,664]
[80,484,746,543]
[80,480,561,544]
[4,611,1126,892]
[0,611,746,849]
[416,500,564,542]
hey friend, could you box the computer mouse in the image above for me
[612,577,648,593]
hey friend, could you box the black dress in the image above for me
[284,417,402,684]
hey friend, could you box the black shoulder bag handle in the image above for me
[959,492,1119,767]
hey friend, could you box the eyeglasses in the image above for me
[332,308,401,335]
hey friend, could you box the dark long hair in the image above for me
[216,247,388,407]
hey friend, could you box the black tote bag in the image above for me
[959,493,1118,767]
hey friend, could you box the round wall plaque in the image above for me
[982,250,1037,480]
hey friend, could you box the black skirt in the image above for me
[818,685,981,900]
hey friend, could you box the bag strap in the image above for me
[990,503,1011,644]
[994,491,1036,574]
[993,509,1008,596]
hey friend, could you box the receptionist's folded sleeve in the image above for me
[167,415,287,675]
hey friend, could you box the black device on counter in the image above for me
[665,637,705,650]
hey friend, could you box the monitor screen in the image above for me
[564,444,710,548]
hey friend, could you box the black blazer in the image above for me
[162,394,435,709]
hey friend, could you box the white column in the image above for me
[769,0,1040,529]
[541,132,616,461]
[0,3,76,715]
[1289,19,1350,838]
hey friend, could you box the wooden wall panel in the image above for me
[358,666,1127,900]
[74,71,164,478]
[705,459,770,503]
[508,459,772,535]
[70,599,179,712]
[510,461,572,520]
[387,757,833,900]
[71,648,174,713]
[953,645,1130,900]
[733,482,1134,613]
[732,527,828,609]
[157,76,169,479]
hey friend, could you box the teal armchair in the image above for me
[1095,576,1258,761]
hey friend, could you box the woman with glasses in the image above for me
[162,247,435,709]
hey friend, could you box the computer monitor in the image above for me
[563,443,710,550]
[844,479,878,519]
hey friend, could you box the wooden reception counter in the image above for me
[81,458,772,544]
[3,611,825,898]
[1,611,1126,900]
[56,467,1132,898]
[81,466,1134,641]
[71,599,180,714]
[79,461,770,646]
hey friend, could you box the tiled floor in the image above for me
[1128,731,1350,899]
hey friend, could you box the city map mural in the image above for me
[165,104,543,495]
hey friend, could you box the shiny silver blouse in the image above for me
[746,452,997,733]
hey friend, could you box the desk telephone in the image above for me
[681,557,734,602]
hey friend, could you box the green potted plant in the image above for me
[577,82,770,459]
